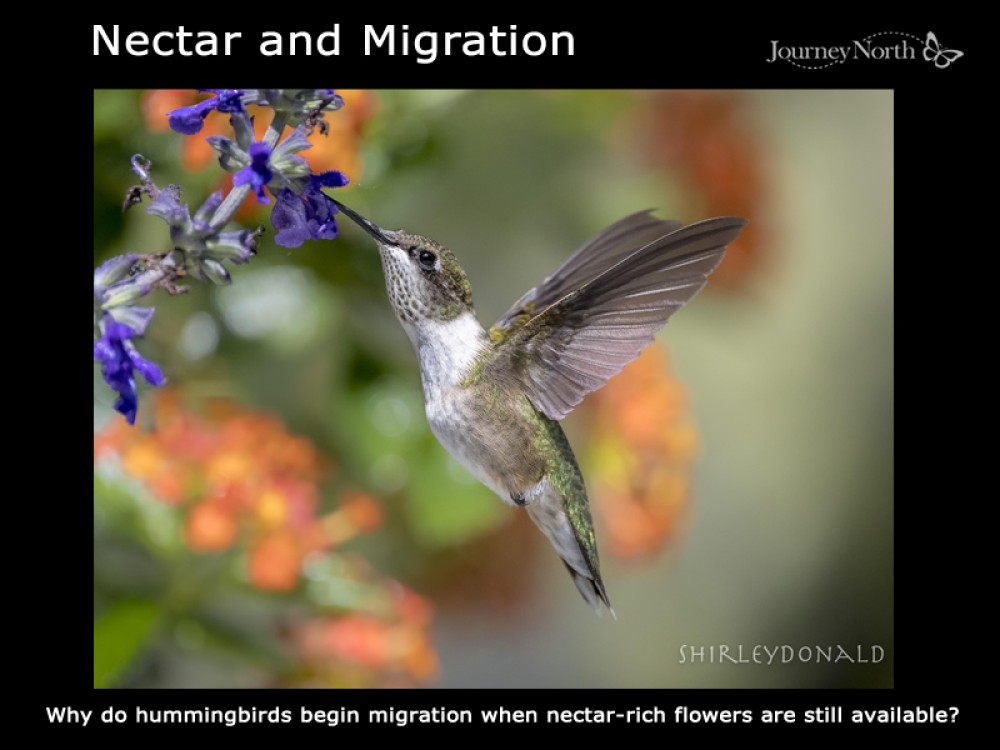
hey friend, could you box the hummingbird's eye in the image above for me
[417,249,437,270]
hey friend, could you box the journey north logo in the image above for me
[768,31,963,69]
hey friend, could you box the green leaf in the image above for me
[174,610,293,672]
[94,471,182,553]
[92,91,141,141]
[404,445,507,548]
[93,600,159,688]
[331,376,508,547]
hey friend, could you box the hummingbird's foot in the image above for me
[510,492,527,506]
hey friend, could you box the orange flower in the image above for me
[641,90,766,290]
[96,390,334,561]
[581,344,697,560]
[295,520,331,558]
[120,440,164,481]
[295,89,374,183]
[340,490,383,531]
[118,441,192,505]
[394,585,432,626]
[148,470,188,504]
[400,634,438,681]
[93,417,132,459]
[186,500,239,551]
[289,607,438,685]
[248,531,302,591]
[322,616,392,667]
[319,490,383,548]
[254,487,289,530]
[140,89,194,132]
[205,449,256,489]
[94,391,436,684]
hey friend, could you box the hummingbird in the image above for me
[334,199,747,616]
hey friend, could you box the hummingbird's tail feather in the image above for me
[564,562,616,619]
[525,478,614,617]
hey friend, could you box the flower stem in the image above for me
[208,112,290,231]
[207,185,251,232]
[264,112,290,147]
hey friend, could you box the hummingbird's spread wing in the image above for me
[485,215,747,420]
[491,211,683,338]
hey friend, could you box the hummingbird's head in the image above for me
[334,200,474,324]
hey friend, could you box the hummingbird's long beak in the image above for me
[333,199,395,244]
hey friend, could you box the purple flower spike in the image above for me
[271,190,313,248]
[167,99,218,136]
[234,143,273,203]
[169,90,245,135]
[313,170,350,190]
[203,89,244,114]
[271,170,349,248]
[94,320,165,425]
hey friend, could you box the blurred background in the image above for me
[93,90,893,688]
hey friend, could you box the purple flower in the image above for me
[94,320,165,425]
[233,143,273,203]
[167,89,244,135]
[145,188,258,282]
[94,254,156,334]
[271,171,349,248]
[168,99,216,135]
[206,89,244,114]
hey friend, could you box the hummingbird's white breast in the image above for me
[401,312,515,500]
[405,311,485,396]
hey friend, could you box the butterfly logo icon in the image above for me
[923,32,963,68]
